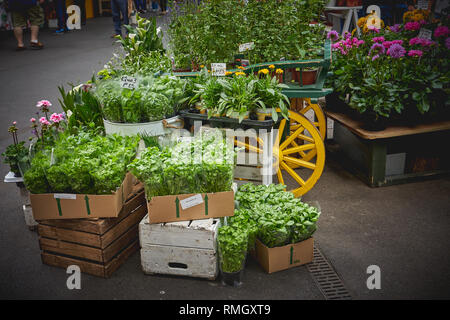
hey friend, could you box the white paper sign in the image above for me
[239,42,254,52]
[180,194,204,210]
[417,0,429,10]
[120,75,138,89]
[211,63,226,76]
[418,28,432,39]
[54,194,77,200]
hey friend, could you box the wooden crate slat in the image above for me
[41,240,139,278]
[102,225,139,263]
[38,200,147,249]
[100,204,147,248]
[38,224,102,247]
[39,237,103,262]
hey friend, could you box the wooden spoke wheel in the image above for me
[234,110,325,197]
[289,98,326,163]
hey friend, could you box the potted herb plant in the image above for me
[2,122,28,177]
[217,225,249,287]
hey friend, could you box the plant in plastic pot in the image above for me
[217,225,249,287]
[2,122,28,177]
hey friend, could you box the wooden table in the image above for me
[325,110,450,187]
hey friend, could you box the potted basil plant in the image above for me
[217,225,249,287]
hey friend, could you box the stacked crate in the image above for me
[139,215,220,280]
[38,185,146,278]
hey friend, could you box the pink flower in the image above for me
[50,113,63,123]
[382,41,393,49]
[418,20,427,25]
[327,30,340,42]
[372,54,380,61]
[387,43,406,58]
[408,50,423,57]
[392,40,404,45]
[434,26,449,38]
[372,36,385,43]
[30,118,36,122]
[368,25,380,33]
[13,121,17,125]
[39,117,50,126]
[36,100,52,108]
[405,22,421,31]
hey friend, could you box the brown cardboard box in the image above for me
[30,173,135,220]
[255,237,314,273]
[147,190,234,224]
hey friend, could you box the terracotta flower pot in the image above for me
[292,69,318,86]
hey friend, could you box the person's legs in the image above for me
[111,0,122,36]
[12,10,26,48]
[118,0,129,29]
[28,5,44,48]
[55,0,67,32]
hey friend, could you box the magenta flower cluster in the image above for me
[387,43,406,58]
[332,37,364,55]
[434,26,449,38]
[409,37,435,47]
[407,50,423,57]
[404,22,421,31]
[326,30,339,42]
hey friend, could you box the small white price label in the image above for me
[239,42,254,52]
[211,63,226,76]
[54,194,77,200]
[417,0,429,10]
[418,28,432,40]
[120,75,138,89]
[180,194,203,210]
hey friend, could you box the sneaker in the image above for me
[30,41,44,50]
[55,28,65,35]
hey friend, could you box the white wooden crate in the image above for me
[139,215,220,279]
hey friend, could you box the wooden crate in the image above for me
[139,215,220,280]
[38,185,146,278]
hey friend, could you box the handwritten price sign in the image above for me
[239,42,255,52]
[211,63,226,76]
[120,76,138,89]
[418,28,432,40]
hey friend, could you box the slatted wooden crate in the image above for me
[139,215,220,280]
[38,184,146,278]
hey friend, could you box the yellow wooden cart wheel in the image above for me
[274,110,325,197]
[235,110,325,197]
[289,98,326,163]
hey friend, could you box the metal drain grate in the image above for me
[307,245,352,300]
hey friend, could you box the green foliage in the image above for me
[2,141,28,176]
[129,130,235,198]
[94,75,190,123]
[217,225,249,273]
[168,0,327,68]
[234,183,320,248]
[58,84,104,133]
[23,130,139,195]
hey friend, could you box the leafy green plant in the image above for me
[234,183,320,248]
[217,225,249,273]
[58,83,104,134]
[129,130,235,198]
[2,141,28,176]
[23,130,139,195]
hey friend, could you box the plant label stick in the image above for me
[418,28,432,40]
[239,42,254,52]
[120,76,138,89]
[211,63,226,76]
[417,0,429,10]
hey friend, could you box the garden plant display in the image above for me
[327,11,450,123]
[129,130,235,198]
[94,75,189,123]
[230,183,320,248]
[168,0,327,70]
[190,69,290,122]
[23,130,139,195]
[2,122,28,177]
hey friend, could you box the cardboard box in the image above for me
[30,173,135,220]
[147,190,234,224]
[255,237,314,273]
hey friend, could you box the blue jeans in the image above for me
[55,0,67,30]
[134,0,145,11]
[111,0,128,36]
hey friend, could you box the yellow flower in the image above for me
[275,68,283,74]
[351,28,357,36]
[237,66,245,70]
[268,64,275,69]
[258,68,269,75]
[357,16,367,28]
[200,65,205,68]
[235,72,246,76]
[207,70,211,73]
[225,71,233,75]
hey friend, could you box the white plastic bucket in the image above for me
[103,115,184,137]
